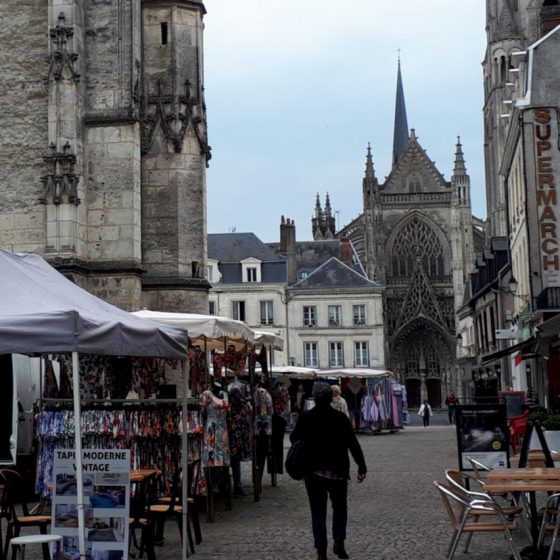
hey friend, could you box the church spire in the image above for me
[452,136,471,207]
[453,136,467,175]
[364,142,376,181]
[392,57,409,167]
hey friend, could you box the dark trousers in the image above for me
[268,414,287,474]
[448,407,455,424]
[423,414,430,427]
[304,474,348,553]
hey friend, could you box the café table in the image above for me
[510,451,560,468]
[485,468,560,559]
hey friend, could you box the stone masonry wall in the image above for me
[0,0,48,253]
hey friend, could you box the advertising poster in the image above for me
[52,449,130,560]
[455,404,509,470]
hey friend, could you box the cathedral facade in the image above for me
[0,0,210,312]
[320,63,483,407]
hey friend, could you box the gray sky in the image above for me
[204,1,487,243]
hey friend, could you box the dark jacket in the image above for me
[290,403,367,479]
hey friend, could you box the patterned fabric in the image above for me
[200,390,230,467]
[254,387,273,436]
[271,385,291,421]
[227,387,253,461]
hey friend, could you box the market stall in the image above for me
[0,249,189,560]
[132,311,266,511]
[317,368,406,431]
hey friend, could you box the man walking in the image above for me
[291,383,367,560]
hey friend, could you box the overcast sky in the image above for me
[204,1,487,243]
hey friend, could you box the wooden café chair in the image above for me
[0,470,52,560]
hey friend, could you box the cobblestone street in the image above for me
[181,413,527,560]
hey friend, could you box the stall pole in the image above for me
[181,358,189,560]
[268,345,277,487]
[71,351,87,560]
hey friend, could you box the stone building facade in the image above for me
[334,63,484,407]
[0,0,210,311]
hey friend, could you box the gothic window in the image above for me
[390,217,446,277]
[407,172,422,193]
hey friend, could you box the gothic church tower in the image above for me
[0,0,210,312]
[337,63,479,408]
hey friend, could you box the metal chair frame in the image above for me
[537,492,560,560]
[434,480,522,560]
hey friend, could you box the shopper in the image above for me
[418,400,432,427]
[291,383,367,560]
[331,385,350,418]
[445,392,459,425]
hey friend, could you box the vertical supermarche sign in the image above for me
[533,107,560,288]
[52,449,131,560]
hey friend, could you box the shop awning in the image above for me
[536,313,560,339]
[0,250,187,358]
[480,337,535,366]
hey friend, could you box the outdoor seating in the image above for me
[0,470,51,560]
[465,456,492,483]
[537,492,560,560]
[149,463,199,555]
[433,480,522,560]
[508,411,530,454]
[129,476,156,560]
[9,534,62,560]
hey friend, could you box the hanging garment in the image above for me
[43,358,59,398]
[200,389,231,467]
[254,387,273,436]
[227,387,253,462]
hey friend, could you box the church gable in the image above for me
[382,132,449,194]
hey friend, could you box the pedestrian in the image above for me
[445,392,459,425]
[418,400,432,427]
[291,382,367,560]
[331,385,350,418]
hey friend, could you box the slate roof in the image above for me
[208,233,286,284]
[267,239,366,277]
[209,233,284,263]
[292,257,381,290]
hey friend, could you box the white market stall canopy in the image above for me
[257,365,318,379]
[253,330,284,351]
[0,250,187,358]
[132,310,254,350]
[317,367,392,378]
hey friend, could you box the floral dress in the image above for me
[227,387,253,461]
[200,390,231,467]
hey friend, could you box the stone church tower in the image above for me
[0,0,210,312]
[483,0,560,238]
[336,63,479,407]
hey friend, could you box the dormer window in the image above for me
[241,257,262,283]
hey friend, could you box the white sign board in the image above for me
[52,449,130,560]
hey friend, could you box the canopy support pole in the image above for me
[72,351,87,560]
[181,357,189,560]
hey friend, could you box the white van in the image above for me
[0,354,41,467]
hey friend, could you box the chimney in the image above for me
[286,218,297,285]
[279,215,289,254]
[340,237,352,265]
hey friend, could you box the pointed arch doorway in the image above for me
[391,319,453,409]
